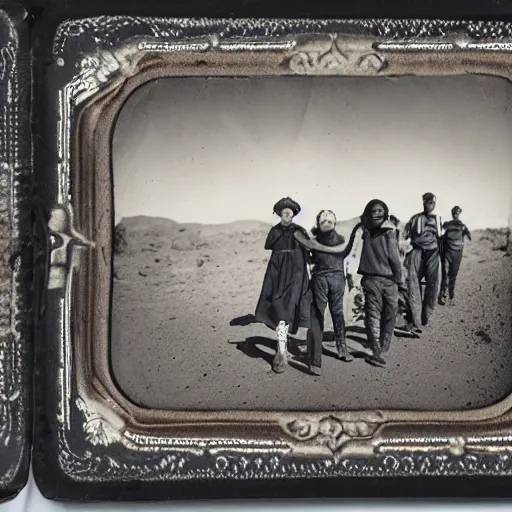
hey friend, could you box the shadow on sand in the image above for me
[230,314,257,327]
[230,336,312,375]
[229,316,419,372]
[346,323,420,340]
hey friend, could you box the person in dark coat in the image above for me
[404,192,442,330]
[255,197,311,373]
[356,199,402,368]
[309,210,357,364]
[438,206,471,305]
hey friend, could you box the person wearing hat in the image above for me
[255,197,351,374]
[404,192,443,330]
[438,206,471,305]
[255,196,318,374]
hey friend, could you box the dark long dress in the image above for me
[255,223,311,335]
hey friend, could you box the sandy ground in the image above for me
[111,216,512,411]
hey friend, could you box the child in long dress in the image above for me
[254,197,311,373]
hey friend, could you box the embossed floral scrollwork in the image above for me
[76,397,121,447]
[284,416,380,454]
[0,44,15,81]
[288,39,386,75]
[288,40,347,74]
[0,391,19,445]
[358,53,386,73]
[288,43,345,74]
[67,46,141,106]
[83,417,117,447]
[48,15,512,486]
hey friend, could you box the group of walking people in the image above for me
[254,193,471,375]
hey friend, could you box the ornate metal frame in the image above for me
[35,16,512,499]
[0,5,31,502]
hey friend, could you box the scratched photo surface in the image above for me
[111,75,512,411]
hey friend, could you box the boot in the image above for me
[333,314,350,361]
[365,353,386,368]
[438,294,446,306]
[272,321,288,373]
[421,308,429,327]
[365,339,386,367]
[334,320,353,362]
[309,364,321,376]
[381,334,393,354]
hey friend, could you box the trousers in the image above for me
[312,272,346,331]
[361,275,399,355]
[308,272,346,367]
[406,247,440,327]
[307,300,323,368]
[439,248,463,299]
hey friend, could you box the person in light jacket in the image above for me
[438,205,471,305]
[404,192,442,331]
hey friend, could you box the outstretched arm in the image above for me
[294,223,363,254]
[294,230,346,253]
[342,223,362,258]
[345,230,361,279]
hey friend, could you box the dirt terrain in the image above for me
[111,216,512,411]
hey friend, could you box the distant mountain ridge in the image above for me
[118,215,363,237]
[117,215,506,242]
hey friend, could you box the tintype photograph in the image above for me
[111,74,512,412]
[31,13,512,500]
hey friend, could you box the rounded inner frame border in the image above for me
[67,32,512,451]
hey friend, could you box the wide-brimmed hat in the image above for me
[451,205,462,215]
[273,197,301,216]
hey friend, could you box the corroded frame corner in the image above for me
[35,16,512,500]
[0,2,32,503]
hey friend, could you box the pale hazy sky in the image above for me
[113,75,512,230]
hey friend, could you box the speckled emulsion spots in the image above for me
[110,75,512,412]
[111,215,512,411]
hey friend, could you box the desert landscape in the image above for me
[111,215,512,412]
